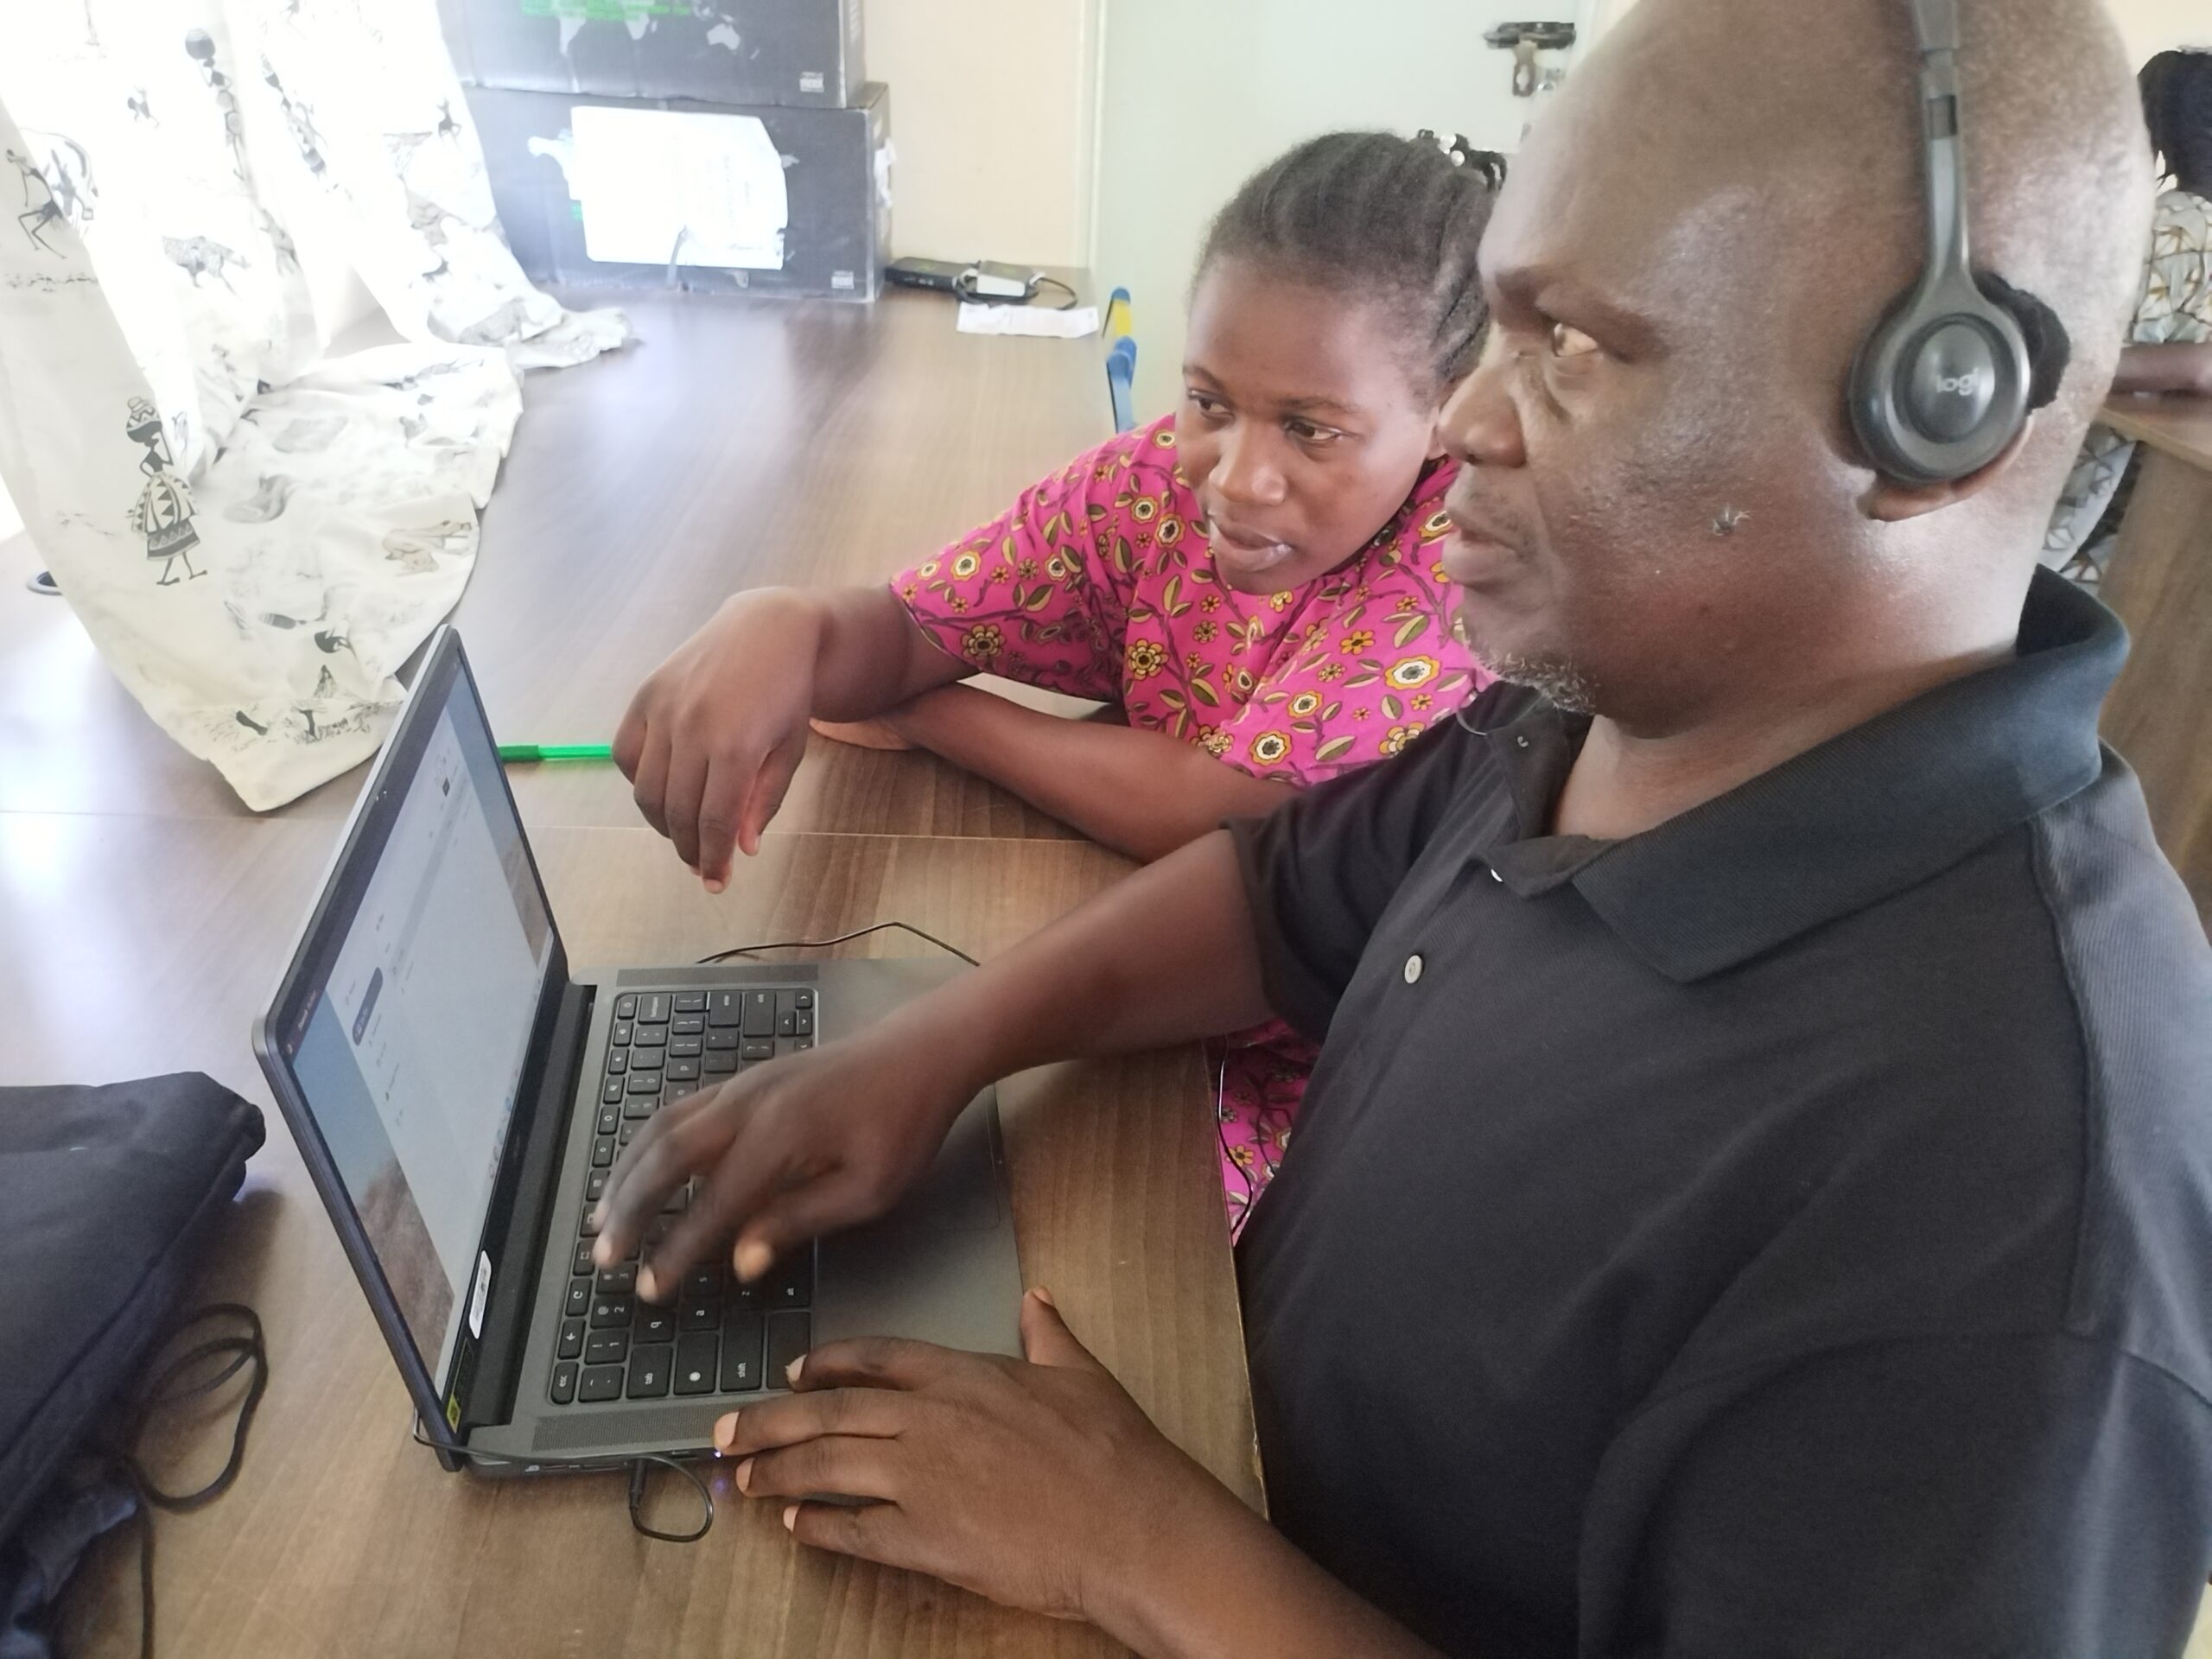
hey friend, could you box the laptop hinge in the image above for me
[451,976,594,1439]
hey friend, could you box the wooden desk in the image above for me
[0,289,1258,1655]
[0,287,1103,836]
[2099,393,2212,467]
[27,821,1256,1659]
[2094,395,2212,930]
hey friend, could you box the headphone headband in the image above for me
[1912,0,1967,273]
[1847,0,2034,486]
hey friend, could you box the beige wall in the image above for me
[863,0,1101,268]
[1091,0,1600,419]
[2112,0,2212,60]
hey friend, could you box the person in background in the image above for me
[2044,46,2212,584]
[618,132,1498,1235]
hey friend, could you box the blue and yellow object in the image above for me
[1104,287,1137,435]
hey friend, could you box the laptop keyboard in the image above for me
[547,987,817,1408]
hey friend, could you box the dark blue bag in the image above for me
[0,1074,264,1655]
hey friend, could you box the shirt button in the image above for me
[1516,734,1530,749]
[1403,955,1424,985]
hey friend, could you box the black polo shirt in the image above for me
[1233,569,2212,1658]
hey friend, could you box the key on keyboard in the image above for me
[627,1344,673,1398]
[675,1332,718,1395]
[577,1365,622,1403]
[766,1311,811,1383]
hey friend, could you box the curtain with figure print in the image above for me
[0,0,627,809]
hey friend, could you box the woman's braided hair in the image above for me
[1195,132,1505,392]
[2140,49,2212,197]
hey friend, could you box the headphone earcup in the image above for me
[1848,278,2033,487]
[1849,287,1925,482]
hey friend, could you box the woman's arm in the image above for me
[618,586,971,880]
[2113,341,2212,397]
[887,683,1296,861]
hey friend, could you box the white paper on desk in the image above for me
[957,303,1101,339]
[569,105,789,270]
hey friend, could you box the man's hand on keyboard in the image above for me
[591,1027,973,1301]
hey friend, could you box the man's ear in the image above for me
[1859,417,2035,523]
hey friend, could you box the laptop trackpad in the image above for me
[814,1090,1023,1359]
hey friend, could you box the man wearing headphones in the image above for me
[594,0,2212,1652]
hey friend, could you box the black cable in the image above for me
[108,1304,270,1659]
[628,1456,714,1543]
[696,919,978,968]
[405,1425,715,1546]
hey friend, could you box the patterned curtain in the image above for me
[0,0,626,808]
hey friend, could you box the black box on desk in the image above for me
[439,0,864,107]
[466,85,890,301]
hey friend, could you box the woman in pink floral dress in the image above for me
[620,134,1499,1235]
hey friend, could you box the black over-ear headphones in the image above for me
[1849,0,2037,486]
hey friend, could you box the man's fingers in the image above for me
[783,1497,925,1574]
[737,729,808,858]
[592,1088,736,1271]
[645,1104,807,1287]
[730,1168,894,1285]
[735,1434,905,1507]
[790,1335,970,1395]
[716,1385,912,1456]
[594,1083,716,1230]
[1018,1287,1105,1374]
[638,1135,800,1301]
[594,1084,712,1215]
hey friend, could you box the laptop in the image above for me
[253,628,1024,1476]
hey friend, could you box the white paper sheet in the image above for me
[956,303,1100,339]
[569,105,788,270]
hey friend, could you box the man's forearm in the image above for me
[2113,341,2212,397]
[887,830,1274,1097]
[894,685,1296,861]
[1097,1467,1441,1659]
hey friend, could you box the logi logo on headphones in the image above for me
[1936,372,1986,397]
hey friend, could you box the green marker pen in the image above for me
[498,743,614,762]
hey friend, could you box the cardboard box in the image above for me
[467,85,891,301]
[440,0,864,107]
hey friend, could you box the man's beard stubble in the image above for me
[1484,653,1600,716]
[1453,610,1601,716]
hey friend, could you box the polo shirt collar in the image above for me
[1475,568,2126,982]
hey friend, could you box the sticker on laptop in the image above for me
[469,1250,491,1339]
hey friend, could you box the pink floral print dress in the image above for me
[893,414,1491,1236]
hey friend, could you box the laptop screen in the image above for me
[277,663,555,1378]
